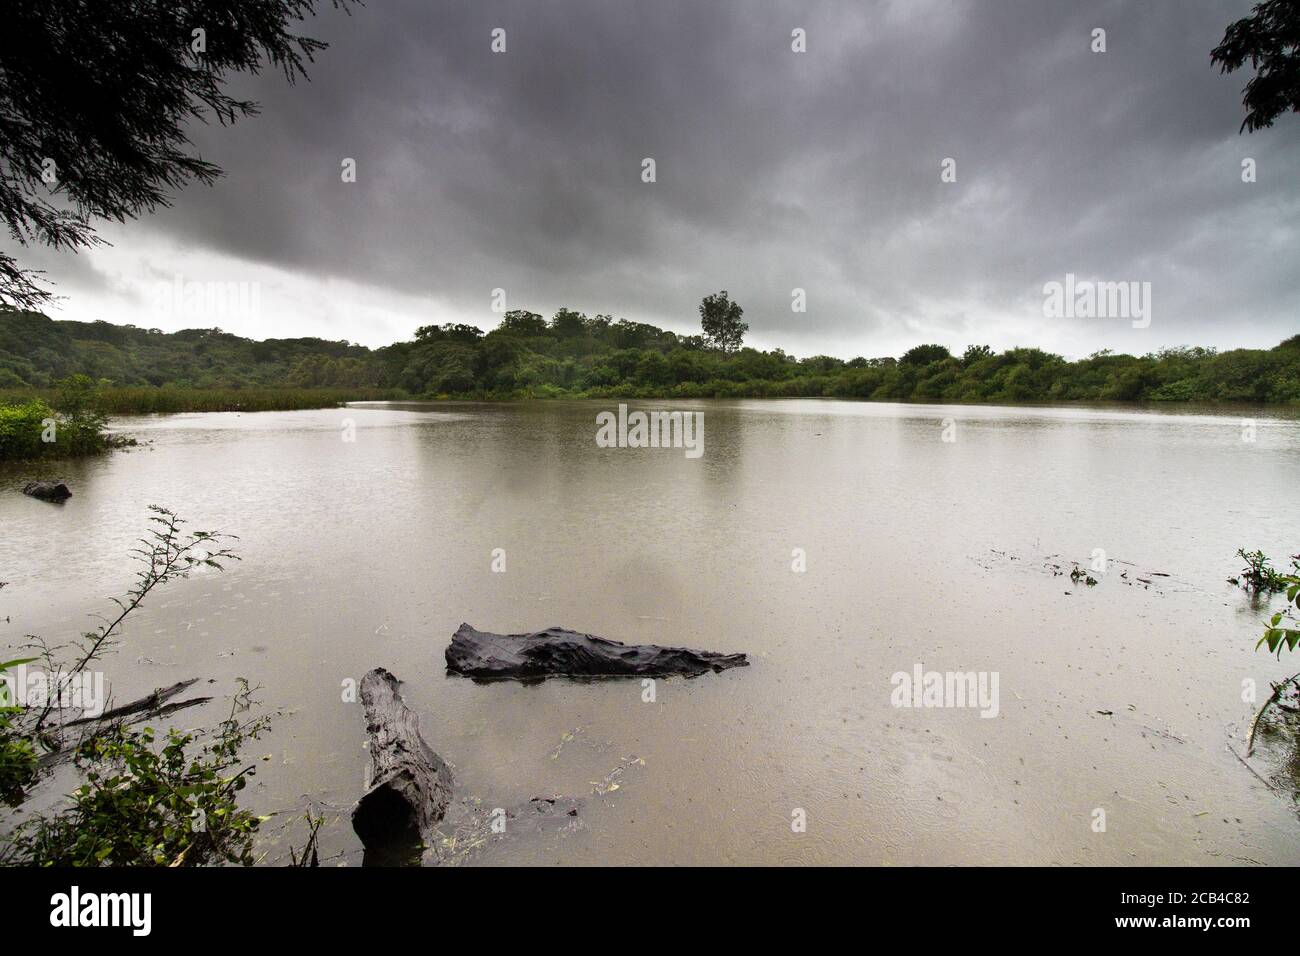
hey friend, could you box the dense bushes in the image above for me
[0,397,110,460]
[3,307,1298,406]
[361,316,1300,404]
[0,311,388,390]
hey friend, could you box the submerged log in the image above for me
[38,678,212,770]
[63,677,207,727]
[23,480,71,502]
[445,623,749,681]
[351,667,454,853]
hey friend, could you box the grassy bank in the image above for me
[0,385,406,415]
[0,381,406,461]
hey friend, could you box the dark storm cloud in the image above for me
[109,1,1300,353]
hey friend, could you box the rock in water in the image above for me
[22,481,71,502]
[351,667,454,855]
[446,623,749,680]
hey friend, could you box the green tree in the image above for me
[635,351,672,387]
[699,291,748,354]
[429,358,476,394]
[414,323,483,345]
[900,344,952,367]
[54,373,97,416]
[551,308,588,339]
[498,310,547,337]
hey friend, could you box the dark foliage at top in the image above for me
[0,0,353,309]
[1212,0,1300,132]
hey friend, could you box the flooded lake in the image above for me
[2,399,1299,865]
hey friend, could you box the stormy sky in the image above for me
[17,0,1300,358]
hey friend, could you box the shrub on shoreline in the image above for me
[0,399,114,461]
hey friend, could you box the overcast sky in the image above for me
[15,0,1300,358]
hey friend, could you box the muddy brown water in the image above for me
[2,399,1298,865]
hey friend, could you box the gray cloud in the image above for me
[42,0,1300,354]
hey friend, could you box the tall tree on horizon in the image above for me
[0,0,357,311]
[699,290,748,354]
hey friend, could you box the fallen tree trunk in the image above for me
[64,677,205,727]
[37,679,212,770]
[351,667,454,853]
[445,623,749,681]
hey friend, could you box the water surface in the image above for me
[2,399,1298,865]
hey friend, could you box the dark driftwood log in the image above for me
[23,480,71,502]
[445,623,749,681]
[351,667,454,853]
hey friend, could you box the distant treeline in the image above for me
[1,308,1298,405]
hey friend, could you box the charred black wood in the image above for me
[445,623,748,681]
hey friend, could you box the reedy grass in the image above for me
[0,386,406,415]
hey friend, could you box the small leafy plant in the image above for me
[1258,556,1300,657]
[1231,548,1290,593]
[0,656,38,806]
[1241,550,1300,755]
[3,682,270,866]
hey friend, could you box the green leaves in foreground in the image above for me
[1259,578,1300,657]
[1,682,271,867]
[1241,549,1300,658]
[0,507,271,866]
[0,657,39,806]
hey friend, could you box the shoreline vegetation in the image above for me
[0,374,134,462]
[1,305,1298,460]
[0,508,283,867]
[0,385,405,415]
